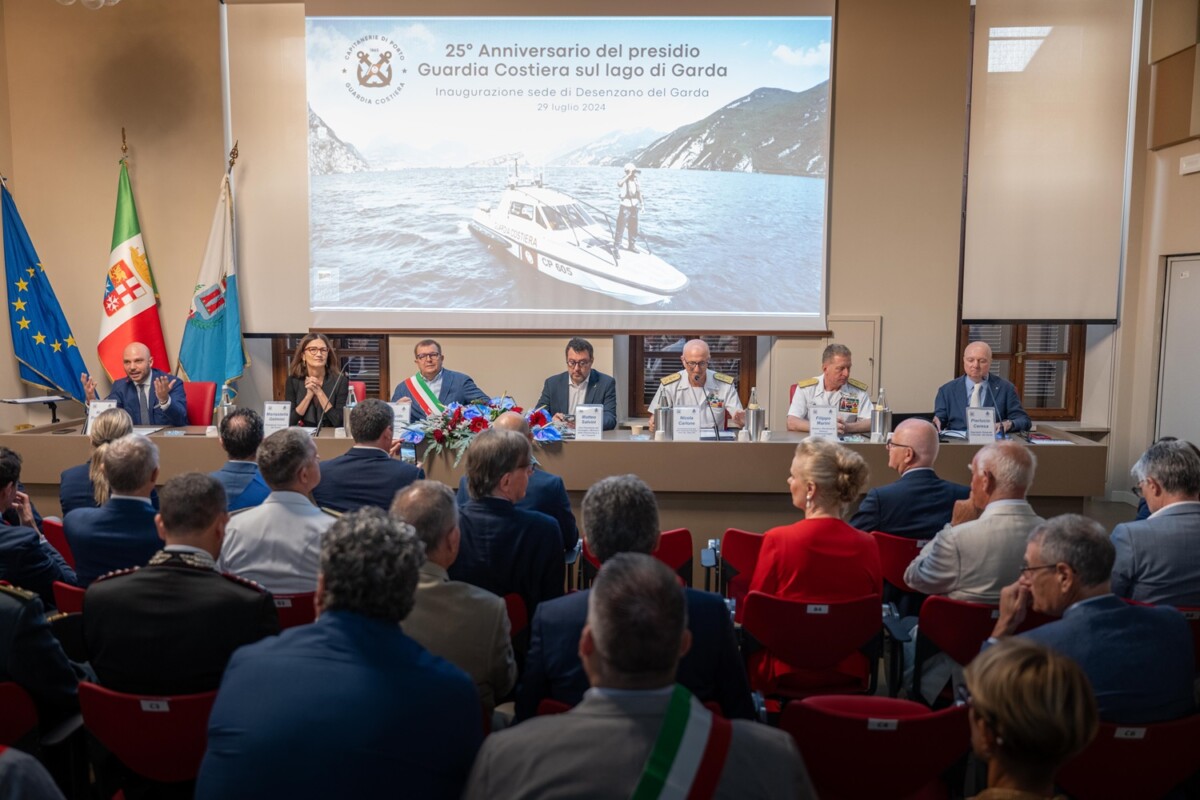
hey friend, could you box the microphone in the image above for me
[989,380,1006,438]
[702,387,726,442]
[313,363,347,437]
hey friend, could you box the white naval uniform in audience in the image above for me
[648,370,743,418]
[217,491,335,594]
[787,376,873,423]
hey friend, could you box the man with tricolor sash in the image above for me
[390,338,488,423]
[466,553,812,800]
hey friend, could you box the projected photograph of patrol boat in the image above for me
[468,168,689,306]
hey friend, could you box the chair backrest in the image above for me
[1056,714,1200,800]
[870,531,925,594]
[916,596,1002,667]
[272,592,317,629]
[789,383,798,403]
[1178,607,1200,670]
[0,683,38,745]
[349,380,367,402]
[742,591,882,673]
[537,698,572,716]
[780,695,970,799]
[79,682,216,784]
[53,581,84,614]
[654,528,694,587]
[503,593,528,638]
[718,528,763,621]
[42,518,75,569]
[183,381,217,426]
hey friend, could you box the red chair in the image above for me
[871,531,924,596]
[78,682,216,784]
[272,592,316,629]
[182,381,217,426]
[42,518,75,569]
[53,581,85,614]
[717,528,764,622]
[1056,714,1200,800]
[581,529,695,588]
[741,592,883,703]
[537,698,572,716]
[0,683,38,745]
[349,380,367,403]
[503,593,528,639]
[789,383,798,402]
[780,695,970,800]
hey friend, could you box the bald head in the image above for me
[492,411,531,439]
[121,341,153,383]
[681,339,710,386]
[892,418,940,469]
[963,341,993,382]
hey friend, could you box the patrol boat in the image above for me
[468,167,689,306]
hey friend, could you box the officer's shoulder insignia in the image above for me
[848,378,869,391]
[220,572,269,594]
[796,377,819,389]
[0,583,36,602]
[229,506,253,517]
[714,372,734,385]
[320,507,342,518]
[660,373,682,385]
[94,567,139,584]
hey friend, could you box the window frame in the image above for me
[271,334,389,402]
[628,335,757,419]
[958,322,1085,420]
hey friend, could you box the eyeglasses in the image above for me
[684,360,709,369]
[566,359,592,368]
[1130,478,1149,498]
[1019,563,1056,576]
[885,441,914,452]
[514,462,534,474]
[415,352,442,361]
[304,347,329,355]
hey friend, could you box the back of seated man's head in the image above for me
[1132,439,1200,499]
[492,411,530,438]
[219,408,264,461]
[0,446,21,491]
[158,473,227,542]
[582,475,659,562]
[1030,514,1114,591]
[586,553,687,689]
[391,480,457,553]
[975,440,1036,497]
[102,435,159,495]
[349,399,394,445]
[256,428,315,490]
[892,418,940,468]
[318,507,425,623]
[464,428,530,499]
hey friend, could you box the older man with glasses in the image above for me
[390,338,489,423]
[647,338,745,432]
[535,337,618,431]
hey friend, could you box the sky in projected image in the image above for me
[306,16,831,328]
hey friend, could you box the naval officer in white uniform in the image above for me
[786,343,873,435]
[648,339,745,432]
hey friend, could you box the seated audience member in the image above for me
[81,341,188,427]
[516,474,754,721]
[903,441,1041,602]
[394,481,516,714]
[59,407,136,515]
[534,336,618,430]
[312,399,424,513]
[452,429,564,615]
[963,638,1098,799]
[0,584,83,727]
[0,448,75,606]
[390,339,488,424]
[467,554,814,800]
[284,332,348,429]
[932,341,1031,434]
[1110,438,1200,606]
[786,343,873,435]
[197,508,482,800]
[849,418,969,537]
[218,428,333,593]
[0,745,67,799]
[64,435,161,587]
[647,338,745,431]
[209,408,270,511]
[83,473,279,695]
[456,411,577,551]
[990,514,1196,723]
[747,439,880,690]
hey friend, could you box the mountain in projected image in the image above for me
[308,105,369,176]
[631,82,829,177]
[549,128,665,167]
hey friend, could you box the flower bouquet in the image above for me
[397,396,558,465]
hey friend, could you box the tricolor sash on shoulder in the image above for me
[630,685,732,800]
[403,373,446,417]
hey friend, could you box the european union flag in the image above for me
[3,183,91,403]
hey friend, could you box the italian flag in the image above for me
[96,161,170,380]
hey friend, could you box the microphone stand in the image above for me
[313,363,347,437]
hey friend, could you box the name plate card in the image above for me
[263,402,291,437]
[809,406,838,440]
[967,407,997,445]
[390,401,412,438]
[672,407,702,441]
[574,404,603,441]
[84,400,119,435]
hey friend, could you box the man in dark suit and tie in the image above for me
[850,418,969,538]
[516,474,754,722]
[456,412,577,551]
[64,434,162,586]
[0,447,76,607]
[313,399,424,513]
[389,339,488,424]
[81,341,188,426]
[535,337,618,431]
[932,341,1030,434]
[209,408,270,511]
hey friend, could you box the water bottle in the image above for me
[345,384,358,438]
[214,383,235,428]
[745,386,766,440]
[870,387,892,442]
[748,387,759,409]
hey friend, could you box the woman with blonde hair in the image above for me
[747,438,881,687]
[284,332,348,428]
[963,638,1098,799]
[58,408,135,513]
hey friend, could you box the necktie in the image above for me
[969,382,982,409]
[139,384,151,423]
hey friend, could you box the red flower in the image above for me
[432,429,446,443]
[452,407,464,423]
[469,417,489,433]
[511,406,524,414]
[529,410,549,428]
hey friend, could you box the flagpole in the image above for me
[219,0,233,158]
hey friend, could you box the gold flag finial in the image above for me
[228,140,239,171]
[121,127,128,159]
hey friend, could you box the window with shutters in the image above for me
[628,335,756,418]
[270,334,389,401]
[958,323,1085,420]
